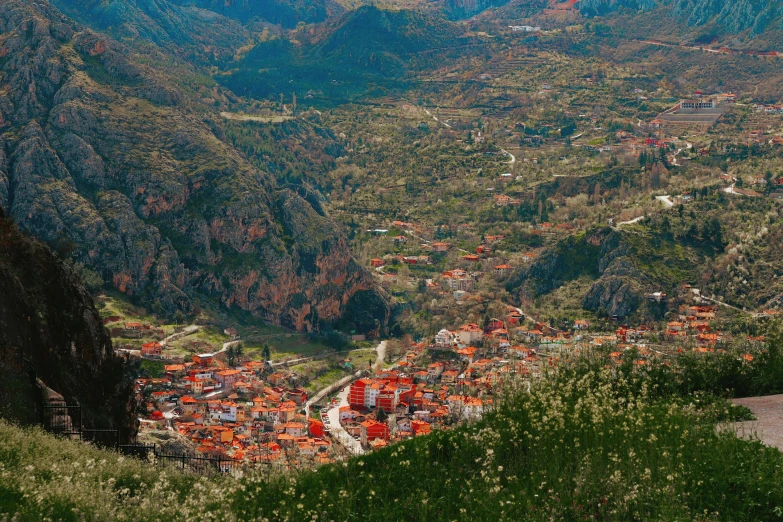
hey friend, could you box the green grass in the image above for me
[4,347,783,521]
[138,359,165,379]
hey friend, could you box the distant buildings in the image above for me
[510,25,541,32]
[680,99,716,110]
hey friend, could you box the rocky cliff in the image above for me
[579,0,782,36]
[0,0,389,335]
[506,226,701,320]
[443,0,511,20]
[169,0,335,29]
[51,0,251,63]
[0,210,137,440]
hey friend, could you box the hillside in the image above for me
[578,0,783,45]
[0,210,136,439]
[50,0,251,62]
[220,6,467,102]
[5,345,783,519]
[505,217,723,321]
[169,0,337,28]
[0,0,389,335]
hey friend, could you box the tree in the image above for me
[174,310,186,329]
[235,343,244,363]
[227,346,236,367]
[376,408,388,423]
[262,344,271,361]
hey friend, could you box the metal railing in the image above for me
[15,347,239,475]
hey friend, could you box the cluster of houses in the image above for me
[755,104,783,114]
[136,356,339,467]
[334,341,516,449]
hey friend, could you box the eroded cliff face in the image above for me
[506,227,683,321]
[579,0,782,36]
[0,0,389,335]
[443,0,511,20]
[0,211,136,440]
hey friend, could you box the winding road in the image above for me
[319,340,388,456]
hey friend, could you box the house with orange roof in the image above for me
[441,370,459,384]
[141,342,162,357]
[411,419,431,436]
[494,264,513,277]
[214,369,242,390]
[457,323,484,345]
[360,420,390,446]
[427,362,446,379]
[456,346,478,363]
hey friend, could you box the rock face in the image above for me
[52,0,250,62]
[0,0,388,335]
[579,0,656,16]
[506,227,688,320]
[0,210,136,441]
[579,0,782,36]
[671,0,783,34]
[443,0,511,20]
[168,0,335,28]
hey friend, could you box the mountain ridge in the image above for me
[0,0,389,335]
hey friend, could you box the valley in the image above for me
[2,0,783,519]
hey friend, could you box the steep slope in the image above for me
[0,0,388,335]
[506,226,706,320]
[579,0,783,38]
[0,210,136,440]
[442,0,511,20]
[51,0,250,62]
[221,6,466,101]
[169,0,337,28]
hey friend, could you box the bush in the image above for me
[4,350,783,521]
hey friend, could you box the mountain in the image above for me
[443,0,511,19]
[51,0,251,62]
[579,0,783,37]
[578,0,655,16]
[0,209,136,440]
[506,224,716,321]
[221,6,466,102]
[670,0,783,35]
[168,0,337,28]
[0,0,389,335]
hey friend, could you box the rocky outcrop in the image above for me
[0,0,388,336]
[443,0,511,20]
[52,0,250,62]
[507,227,693,320]
[579,0,656,17]
[671,0,783,34]
[579,0,782,36]
[0,211,136,441]
[168,0,335,29]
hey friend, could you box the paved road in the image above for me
[616,215,646,227]
[321,340,387,454]
[327,387,365,455]
[304,370,361,419]
[424,108,452,128]
[500,148,516,165]
[374,340,387,370]
[730,395,783,452]
[161,325,201,347]
[655,195,674,209]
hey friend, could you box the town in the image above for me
[130,272,776,471]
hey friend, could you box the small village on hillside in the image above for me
[122,271,779,471]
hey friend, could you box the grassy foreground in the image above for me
[2,358,783,521]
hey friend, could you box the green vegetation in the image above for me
[7,340,783,520]
[138,359,165,379]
